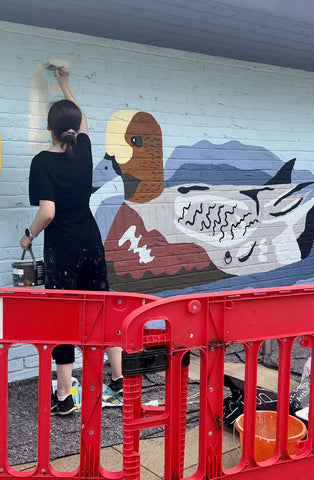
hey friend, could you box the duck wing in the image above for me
[174,185,258,247]
[173,182,314,275]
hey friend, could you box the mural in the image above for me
[93,110,314,294]
[27,63,314,295]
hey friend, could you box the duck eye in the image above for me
[130,135,143,148]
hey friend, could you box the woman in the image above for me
[20,67,122,415]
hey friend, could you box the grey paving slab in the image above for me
[224,362,298,392]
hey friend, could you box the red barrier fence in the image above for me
[0,288,157,479]
[1,284,314,479]
[119,284,314,480]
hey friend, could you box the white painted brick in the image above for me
[1,272,15,287]
[24,355,39,369]
[8,367,39,383]
[8,358,24,373]
[73,359,83,370]
[9,344,38,359]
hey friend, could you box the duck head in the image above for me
[105,110,164,203]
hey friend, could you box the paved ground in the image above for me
[12,358,298,478]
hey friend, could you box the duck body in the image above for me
[124,179,314,276]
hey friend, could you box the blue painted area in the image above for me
[94,194,124,243]
[165,141,314,197]
[165,140,283,179]
[93,139,314,294]
[92,158,124,240]
[92,156,118,189]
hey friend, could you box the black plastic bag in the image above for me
[223,374,278,425]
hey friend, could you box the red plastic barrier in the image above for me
[0,288,157,479]
[120,284,314,480]
[2,284,314,479]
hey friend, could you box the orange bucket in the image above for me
[235,410,307,462]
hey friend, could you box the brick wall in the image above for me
[1,20,314,379]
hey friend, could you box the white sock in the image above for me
[112,376,123,382]
[57,394,68,402]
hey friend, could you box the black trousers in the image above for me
[45,255,109,364]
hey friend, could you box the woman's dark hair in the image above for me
[47,99,82,158]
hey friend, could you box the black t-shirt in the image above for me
[29,133,104,264]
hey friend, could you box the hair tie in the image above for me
[61,129,76,140]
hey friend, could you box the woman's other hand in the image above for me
[20,235,32,251]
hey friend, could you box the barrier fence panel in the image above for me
[2,285,314,479]
[0,288,157,480]
[120,284,314,480]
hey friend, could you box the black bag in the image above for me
[223,374,278,425]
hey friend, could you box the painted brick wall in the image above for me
[8,344,83,383]
[1,20,314,380]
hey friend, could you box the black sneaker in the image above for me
[51,394,77,416]
[108,377,123,395]
[51,391,58,413]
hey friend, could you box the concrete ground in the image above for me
[12,357,298,478]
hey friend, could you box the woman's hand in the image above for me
[19,201,55,251]
[54,66,69,89]
[53,66,89,134]
[20,235,32,251]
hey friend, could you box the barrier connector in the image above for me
[122,346,168,375]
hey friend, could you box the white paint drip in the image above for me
[118,226,155,264]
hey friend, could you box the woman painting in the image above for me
[20,67,122,415]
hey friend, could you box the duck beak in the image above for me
[104,152,122,176]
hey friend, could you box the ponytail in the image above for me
[60,129,77,158]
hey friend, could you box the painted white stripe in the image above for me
[0,298,2,339]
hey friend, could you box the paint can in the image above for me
[12,247,45,287]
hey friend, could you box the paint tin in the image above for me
[12,248,45,287]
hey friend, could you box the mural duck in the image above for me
[100,110,314,293]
